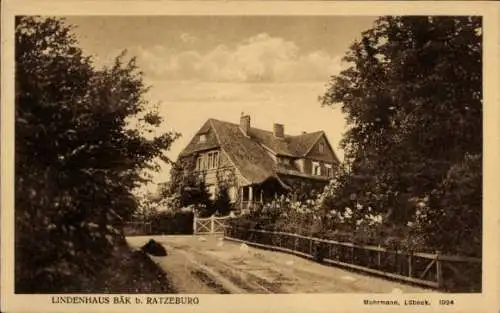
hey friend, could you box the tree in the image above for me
[165,156,213,216]
[15,16,179,292]
[320,16,482,224]
[213,185,232,216]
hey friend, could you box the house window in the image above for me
[312,161,321,176]
[207,151,219,169]
[279,157,291,165]
[318,142,325,154]
[325,164,333,177]
[196,156,204,171]
[199,134,207,143]
[208,153,213,169]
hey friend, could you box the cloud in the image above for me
[147,81,332,105]
[132,33,343,82]
[180,32,198,45]
[147,81,277,103]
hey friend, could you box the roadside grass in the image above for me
[82,240,176,293]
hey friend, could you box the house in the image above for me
[177,115,340,210]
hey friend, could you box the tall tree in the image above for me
[15,16,179,292]
[320,16,482,223]
[166,156,213,216]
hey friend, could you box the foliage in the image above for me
[409,153,482,257]
[228,196,421,250]
[164,158,241,217]
[80,242,175,293]
[315,16,482,256]
[15,16,178,292]
[146,211,194,235]
[319,16,482,223]
[164,156,213,216]
[280,177,326,202]
[213,185,232,216]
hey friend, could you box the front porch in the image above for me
[239,185,264,211]
[237,177,289,211]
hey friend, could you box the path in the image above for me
[126,235,433,294]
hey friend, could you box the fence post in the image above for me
[436,250,443,288]
[193,216,197,235]
[396,251,400,274]
[408,251,413,278]
[309,238,313,256]
[222,217,227,237]
[377,245,382,269]
[210,216,215,233]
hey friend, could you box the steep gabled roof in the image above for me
[247,128,326,158]
[248,128,296,156]
[178,118,338,186]
[287,131,325,156]
[209,119,277,185]
[179,120,220,156]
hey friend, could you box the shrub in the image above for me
[411,153,482,257]
[148,211,194,235]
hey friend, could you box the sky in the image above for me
[64,16,377,191]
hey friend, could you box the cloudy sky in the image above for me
[65,16,377,188]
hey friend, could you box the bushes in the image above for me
[410,153,482,257]
[213,186,232,216]
[148,211,194,235]
[227,190,460,255]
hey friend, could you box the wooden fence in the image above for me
[123,221,152,236]
[193,215,231,235]
[224,226,481,292]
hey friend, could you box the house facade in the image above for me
[177,115,340,210]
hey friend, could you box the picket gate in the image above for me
[193,215,231,235]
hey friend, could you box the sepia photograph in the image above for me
[12,13,483,294]
[2,1,499,312]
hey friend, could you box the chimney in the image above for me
[240,114,250,136]
[273,123,284,138]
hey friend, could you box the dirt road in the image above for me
[126,235,432,294]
